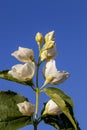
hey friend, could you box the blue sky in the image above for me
[0,0,87,130]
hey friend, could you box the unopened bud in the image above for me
[43,41,55,50]
[17,101,34,116]
[45,31,55,42]
[43,99,62,115]
[35,32,43,46]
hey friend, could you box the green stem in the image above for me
[34,84,39,130]
[36,65,39,88]
[34,56,41,130]
[33,89,39,130]
[34,122,38,130]
[36,56,41,88]
[35,89,39,119]
[35,57,40,119]
[39,84,45,91]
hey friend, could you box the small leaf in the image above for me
[0,90,32,130]
[44,87,78,130]
[0,70,33,87]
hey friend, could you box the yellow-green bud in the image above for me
[45,31,55,42]
[35,32,43,46]
[43,41,55,50]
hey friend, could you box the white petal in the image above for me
[8,64,24,80]
[11,46,34,62]
[52,71,69,85]
[47,46,57,57]
[43,59,57,78]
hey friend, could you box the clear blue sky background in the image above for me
[0,0,86,130]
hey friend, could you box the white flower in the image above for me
[8,62,35,81]
[11,46,34,62]
[43,59,69,85]
[17,101,34,116]
[43,99,62,115]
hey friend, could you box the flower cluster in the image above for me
[8,31,69,86]
[8,31,70,116]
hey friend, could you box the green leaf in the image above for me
[0,90,32,130]
[44,87,78,130]
[0,70,33,87]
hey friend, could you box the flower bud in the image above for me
[40,46,57,61]
[40,31,57,61]
[17,101,34,116]
[43,99,62,115]
[35,32,43,46]
[43,41,55,50]
[45,31,55,42]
